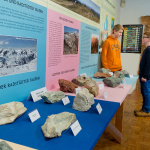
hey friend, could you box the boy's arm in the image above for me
[101,41,109,69]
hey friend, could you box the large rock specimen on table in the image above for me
[0,102,27,125]
[84,80,99,97]
[0,141,13,150]
[99,68,110,73]
[103,77,122,88]
[72,76,92,86]
[94,72,112,78]
[73,88,94,111]
[59,79,78,93]
[41,112,76,138]
[41,91,65,103]
[121,70,130,77]
[114,71,125,79]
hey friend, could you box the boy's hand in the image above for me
[141,77,147,82]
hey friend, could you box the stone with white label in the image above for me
[41,91,65,103]
[41,112,76,138]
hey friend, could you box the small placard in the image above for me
[99,84,104,90]
[96,103,102,114]
[129,75,134,78]
[104,91,108,99]
[70,120,82,136]
[122,79,126,83]
[75,87,81,94]
[109,72,113,76]
[122,82,126,89]
[62,96,70,105]
[28,109,40,123]
[28,87,47,102]
[80,73,87,76]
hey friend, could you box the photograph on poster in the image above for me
[63,26,79,55]
[91,34,99,54]
[0,35,37,77]
[51,0,100,23]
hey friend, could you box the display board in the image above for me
[121,24,143,53]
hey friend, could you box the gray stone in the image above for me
[0,141,13,150]
[0,102,27,125]
[121,70,130,77]
[41,91,65,103]
[73,88,95,111]
[41,112,76,138]
[114,71,125,79]
[72,76,92,86]
[99,68,111,73]
[103,77,122,87]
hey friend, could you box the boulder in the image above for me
[72,76,92,86]
[73,88,94,111]
[94,72,112,78]
[121,70,130,77]
[99,68,110,73]
[41,112,76,138]
[0,141,13,150]
[41,91,65,103]
[114,71,125,79]
[0,102,27,125]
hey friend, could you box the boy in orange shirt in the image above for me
[101,24,124,72]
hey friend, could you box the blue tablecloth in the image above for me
[0,95,120,150]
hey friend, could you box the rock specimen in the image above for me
[73,88,95,111]
[0,141,13,150]
[59,79,78,93]
[114,71,125,79]
[99,68,110,73]
[0,102,27,125]
[72,76,92,86]
[103,77,122,88]
[41,91,65,103]
[84,80,99,97]
[94,72,112,78]
[41,112,76,138]
[121,70,130,77]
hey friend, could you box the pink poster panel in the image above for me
[46,9,80,90]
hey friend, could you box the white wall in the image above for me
[120,0,150,75]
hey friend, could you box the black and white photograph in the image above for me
[63,26,79,55]
[0,35,37,77]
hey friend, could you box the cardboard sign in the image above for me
[70,120,82,136]
[75,87,81,94]
[99,84,104,90]
[96,103,102,114]
[28,109,40,123]
[62,96,70,105]
[104,91,108,99]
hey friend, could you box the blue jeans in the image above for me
[140,77,150,113]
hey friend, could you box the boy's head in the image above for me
[142,32,150,45]
[112,24,124,38]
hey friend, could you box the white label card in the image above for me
[70,120,82,136]
[109,72,113,76]
[80,73,87,76]
[99,84,104,90]
[122,82,126,89]
[75,87,81,94]
[96,103,102,114]
[62,96,70,105]
[129,75,134,78]
[29,87,47,102]
[28,109,40,123]
[104,91,108,99]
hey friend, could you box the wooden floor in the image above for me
[94,89,150,150]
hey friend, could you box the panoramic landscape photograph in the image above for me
[51,0,100,23]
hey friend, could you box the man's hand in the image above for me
[141,77,147,82]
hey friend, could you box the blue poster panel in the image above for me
[0,0,47,104]
[79,22,100,76]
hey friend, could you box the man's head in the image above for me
[112,24,124,38]
[142,32,150,45]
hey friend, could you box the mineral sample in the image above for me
[73,88,95,111]
[0,141,13,150]
[72,76,92,86]
[84,80,99,97]
[59,79,78,93]
[121,70,130,77]
[114,71,125,79]
[103,77,122,88]
[94,72,112,78]
[41,112,76,138]
[41,91,65,103]
[99,68,111,73]
[0,102,27,125]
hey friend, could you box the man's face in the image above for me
[114,29,123,38]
